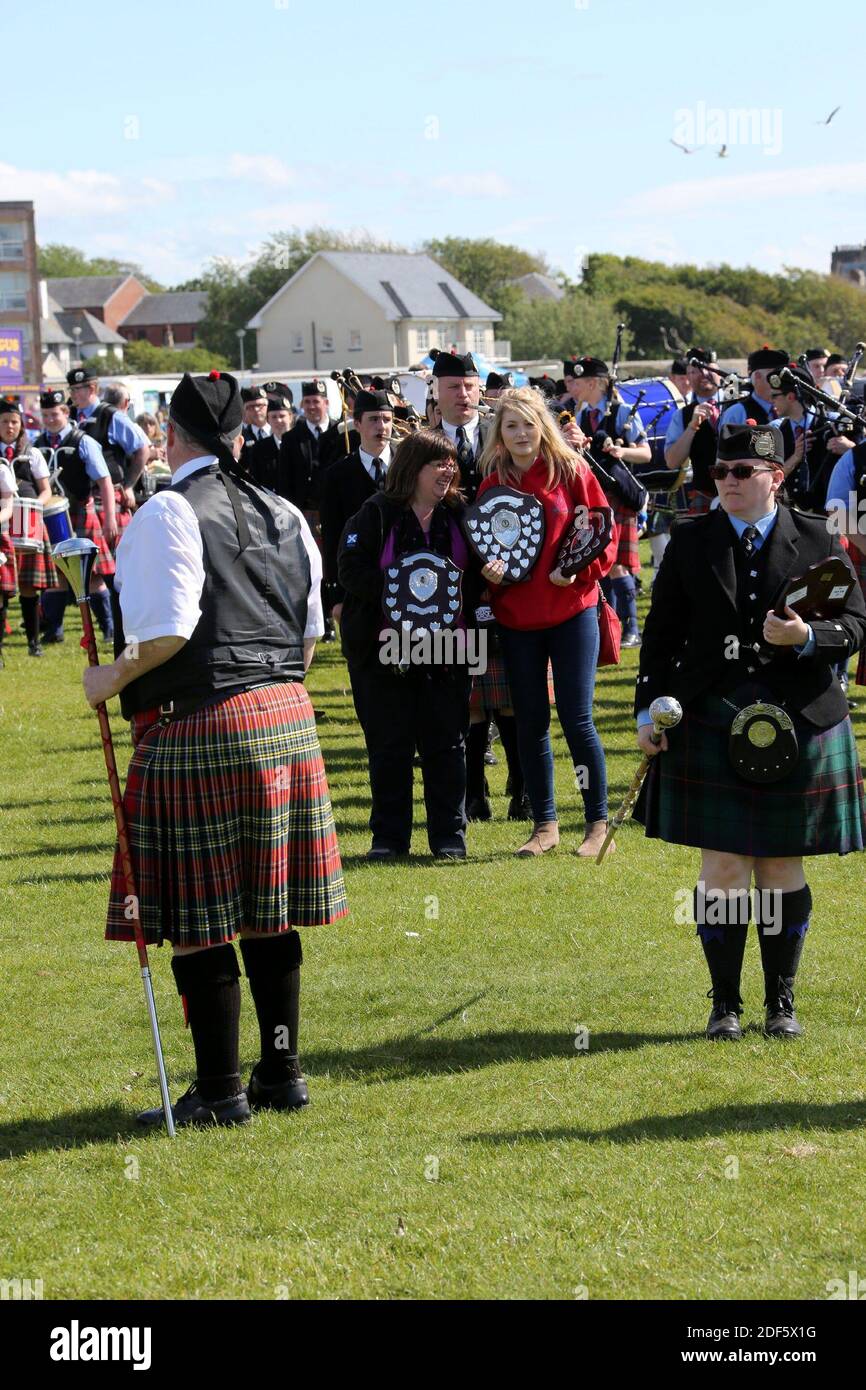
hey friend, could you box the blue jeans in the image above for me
[497,605,608,824]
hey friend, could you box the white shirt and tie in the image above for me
[359,445,391,487]
[441,414,480,458]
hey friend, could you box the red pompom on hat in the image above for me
[209,370,221,380]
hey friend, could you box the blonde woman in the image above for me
[477,388,617,857]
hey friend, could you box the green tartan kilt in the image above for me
[633,687,866,857]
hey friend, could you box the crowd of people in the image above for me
[3,336,866,1125]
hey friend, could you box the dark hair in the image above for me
[383,428,460,506]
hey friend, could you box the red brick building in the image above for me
[47,274,147,332]
[117,291,208,348]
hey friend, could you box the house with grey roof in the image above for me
[118,291,209,349]
[45,274,147,331]
[507,272,565,303]
[246,252,501,371]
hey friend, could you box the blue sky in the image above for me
[4,0,864,286]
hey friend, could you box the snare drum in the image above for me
[43,496,73,547]
[10,496,43,552]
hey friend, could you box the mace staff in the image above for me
[595,696,683,864]
[52,537,176,1138]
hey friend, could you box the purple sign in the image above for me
[0,329,23,387]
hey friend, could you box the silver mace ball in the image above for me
[649,695,683,734]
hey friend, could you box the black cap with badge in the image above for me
[301,379,328,398]
[40,389,66,410]
[66,364,98,386]
[718,421,784,466]
[170,371,250,551]
[564,356,609,379]
[431,351,479,379]
[747,345,788,373]
[353,389,392,418]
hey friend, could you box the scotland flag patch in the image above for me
[345,533,358,546]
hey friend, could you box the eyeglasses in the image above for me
[428,461,457,473]
[708,463,775,481]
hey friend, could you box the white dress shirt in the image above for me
[359,444,391,483]
[441,413,480,455]
[0,462,16,496]
[115,456,324,644]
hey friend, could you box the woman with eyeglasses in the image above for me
[477,387,618,858]
[338,428,487,862]
[633,421,866,1043]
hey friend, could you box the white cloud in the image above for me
[623,162,866,217]
[226,154,297,187]
[430,172,511,198]
[0,162,175,218]
[243,201,332,227]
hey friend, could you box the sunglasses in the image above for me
[709,463,775,481]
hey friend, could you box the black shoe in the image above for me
[28,641,44,657]
[323,619,337,643]
[621,632,641,649]
[507,792,532,821]
[705,990,743,1041]
[484,748,498,766]
[247,1060,309,1111]
[764,986,803,1039]
[137,1081,251,1129]
[366,844,400,863]
[432,845,466,861]
[467,796,492,822]
[42,631,65,644]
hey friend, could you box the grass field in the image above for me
[2,568,865,1302]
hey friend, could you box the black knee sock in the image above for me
[694,885,750,1007]
[88,588,113,637]
[496,714,523,800]
[756,884,811,1005]
[240,933,303,1082]
[20,596,39,646]
[171,945,242,1102]
[611,575,638,635]
[465,719,490,802]
[0,597,7,648]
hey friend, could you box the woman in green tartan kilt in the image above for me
[633,422,866,1041]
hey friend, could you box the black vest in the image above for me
[34,428,91,502]
[729,525,772,681]
[115,465,311,718]
[680,399,717,494]
[79,403,126,484]
[7,452,35,498]
[743,394,773,426]
[853,440,866,512]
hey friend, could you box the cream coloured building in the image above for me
[247,251,500,372]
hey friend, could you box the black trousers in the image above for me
[349,658,470,851]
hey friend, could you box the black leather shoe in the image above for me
[137,1082,251,1129]
[705,990,743,1040]
[432,845,466,861]
[42,631,65,644]
[28,641,44,657]
[366,844,400,863]
[467,796,492,822]
[247,1061,309,1111]
[764,987,803,1039]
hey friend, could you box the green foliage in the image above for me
[121,341,229,375]
[196,228,406,365]
[422,237,551,316]
[37,243,163,292]
[502,290,618,360]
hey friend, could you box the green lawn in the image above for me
[2,570,865,1301]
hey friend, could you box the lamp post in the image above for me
[236,327,246,372]
[72,324,82,364]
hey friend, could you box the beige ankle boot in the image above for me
[577,820,613,857]
[516,821,560,857]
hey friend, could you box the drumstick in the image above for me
[52,538,176,1138]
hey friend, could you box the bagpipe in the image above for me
[330,368,426,446]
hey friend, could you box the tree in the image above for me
[421,237,551,316]
[38,243,163,291]
[121,341,229,375]
[501,290,617,361]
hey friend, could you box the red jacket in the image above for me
[476,457,617,631]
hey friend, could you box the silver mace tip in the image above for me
[52,537,98,604]
[648,695,683,729]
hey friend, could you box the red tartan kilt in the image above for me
[67,498,115,577]
[106,682,348,947]
[612,508,640,572]
[0,530,18,596]
[470,651,554,712]
[94,486,133,549]
[15,524,58,590]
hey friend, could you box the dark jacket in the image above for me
[337,491,482,667]
[436,415,493,501]
[279,418,344,512]
[635,504,866,728]
[320,449,381,601]
[245,432,287,497]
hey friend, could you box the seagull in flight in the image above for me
[817,105,841,125]
[717,144,728,158]
[670,138,695,154]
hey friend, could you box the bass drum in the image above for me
[616,377,685,463]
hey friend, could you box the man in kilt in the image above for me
[633,422,866,1040]
[663,347,722,517]
[564,356,651,648]
[35,389,117,642]
[0,395,57,655]
[82,371,347,1129]
[826,436,866,690]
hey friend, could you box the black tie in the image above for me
[372,457,384,489]
[456,425,474,478]
[741,525,759,558]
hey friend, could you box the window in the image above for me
[348,329,362,351]
[473,327,486,354]
[320,330,334,353]
[416,325,429,352]
[0,224,26,261]
[0,272,27,311]
[291,332,304,353]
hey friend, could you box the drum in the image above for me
[616,377,686,462]
[10,496,43,552]
[43,496,73,546]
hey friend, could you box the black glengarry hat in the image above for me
[40,389,66,410]
[66,364,98,386]
[718,421,784,466]
[353,389,392,417]
[564,355,609,379]
[747,345,788,373]
[431,351,479,379]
